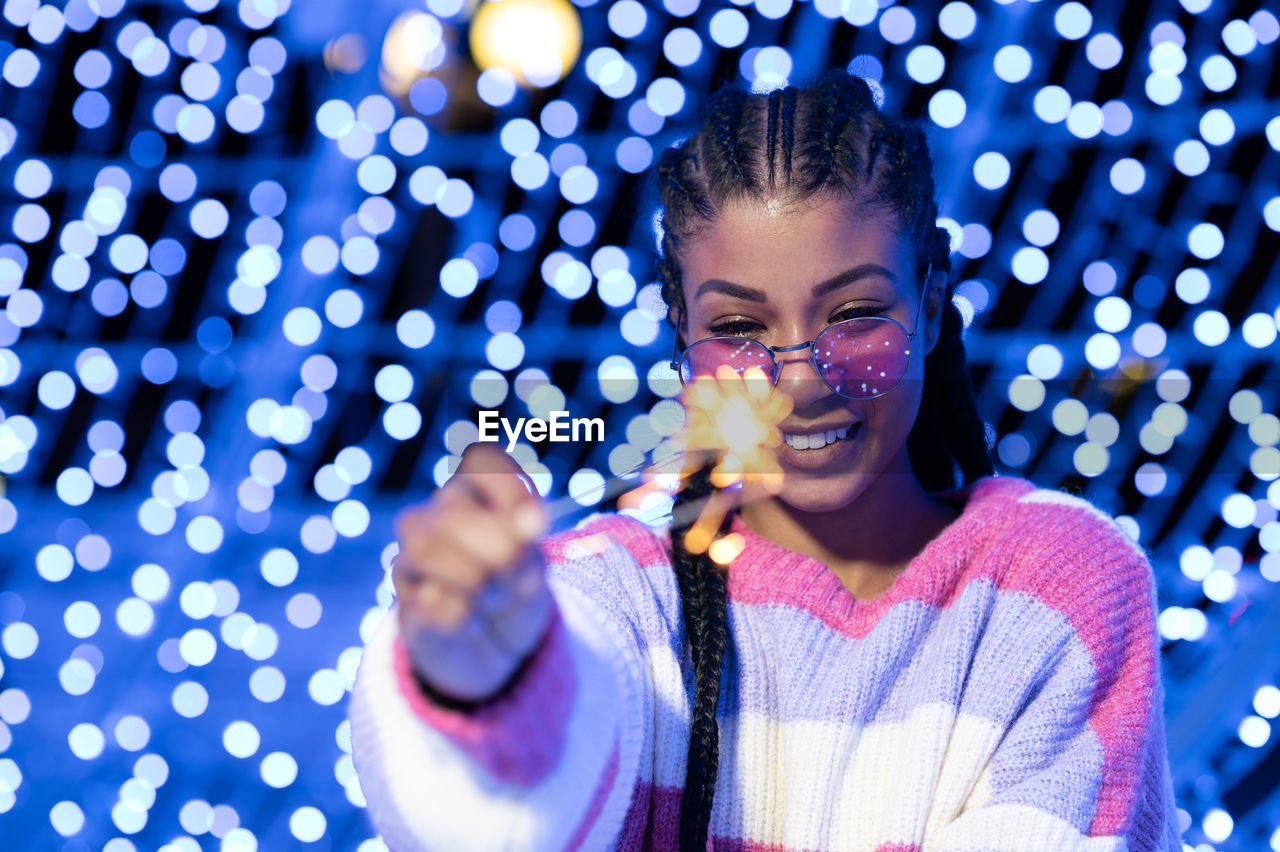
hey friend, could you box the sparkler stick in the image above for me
[539,365,794,555]
[541,454,721,524]
[445,370,790,655]
[542,461,675,520]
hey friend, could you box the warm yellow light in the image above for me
[381,11,450,97]
[469,0,582,88]
[708,532,745,566]
[679,365,791,494]
[674,366,794,556]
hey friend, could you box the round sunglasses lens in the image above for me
[679,337,774,384]
[813,319,910,398]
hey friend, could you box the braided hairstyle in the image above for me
[654,71,994,851]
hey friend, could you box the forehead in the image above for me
[678,195,913,300]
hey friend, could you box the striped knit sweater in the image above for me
[350,474,1183,851]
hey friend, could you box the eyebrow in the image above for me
[693,263,899,303]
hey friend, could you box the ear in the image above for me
[921,268,949,357]
[668,304,687,349]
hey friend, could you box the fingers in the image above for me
[395,487,541,590]
[392,441,549,635]
[476,554,553,654]
[455,444,537,511]
[450,444,548,537]
[400,569,471,632]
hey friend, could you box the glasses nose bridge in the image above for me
[769,339,815,356]
[768,337,824,386]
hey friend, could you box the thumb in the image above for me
[454,442,546,537]
[456,441,527,478]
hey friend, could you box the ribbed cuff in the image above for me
[391,606,576,786]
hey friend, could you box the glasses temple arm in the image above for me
[669,306,683,371]
[910,262,935,339]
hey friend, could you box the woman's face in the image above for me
[677,194,946,514]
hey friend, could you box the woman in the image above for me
[350,72,1182,851]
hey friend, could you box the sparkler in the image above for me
[675,365,791,491]
[669,365,792,557]
[544,364,793,560]
[458,368,792,658]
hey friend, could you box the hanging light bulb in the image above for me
[469,0,582,88]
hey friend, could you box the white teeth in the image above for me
[784,429,849,450]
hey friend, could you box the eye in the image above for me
[708,318,764,337]
[830,305,889,324]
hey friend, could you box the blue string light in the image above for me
[0,0,1276,847]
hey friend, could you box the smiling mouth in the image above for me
[781,425,858,450]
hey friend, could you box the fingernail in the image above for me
[514,504,546,539]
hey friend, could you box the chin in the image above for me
[772,474,869,515]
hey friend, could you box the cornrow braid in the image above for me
[669,466,728,850]
[656,146,713,225]
[658,223,694,354]
[893,126,935,256]
[863,126,890,184]
[704,88,753,193]
[765,88,781,190]
[799,72,869,191]
[652,70,994,852]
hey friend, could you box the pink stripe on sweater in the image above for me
[391,606,575,786]
[989,500,1157,838]
[725,476,1035,639]
[616,781,680,851]
[541,513,674,571]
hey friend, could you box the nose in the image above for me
[773,347,832,410]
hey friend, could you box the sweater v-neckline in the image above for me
[723,475,1033,637]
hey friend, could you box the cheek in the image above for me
[863,379,925,436]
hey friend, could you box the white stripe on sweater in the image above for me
[936,802,1125,851]
[713,704,1105,852]
[349,581,649,851]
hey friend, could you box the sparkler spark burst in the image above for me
[674,365,794,555]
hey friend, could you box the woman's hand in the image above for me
[392,443,554,704]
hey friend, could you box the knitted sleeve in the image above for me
[935,489,1183,852]
[348,513,677,851]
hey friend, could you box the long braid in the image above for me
[890,128,993,491]
[908,241,993,490]
[653,70,994,852]
[656,148,731,851]
[909,281,993,491]
[669,466,728,850]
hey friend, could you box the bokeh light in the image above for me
[0,1,1275,850]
